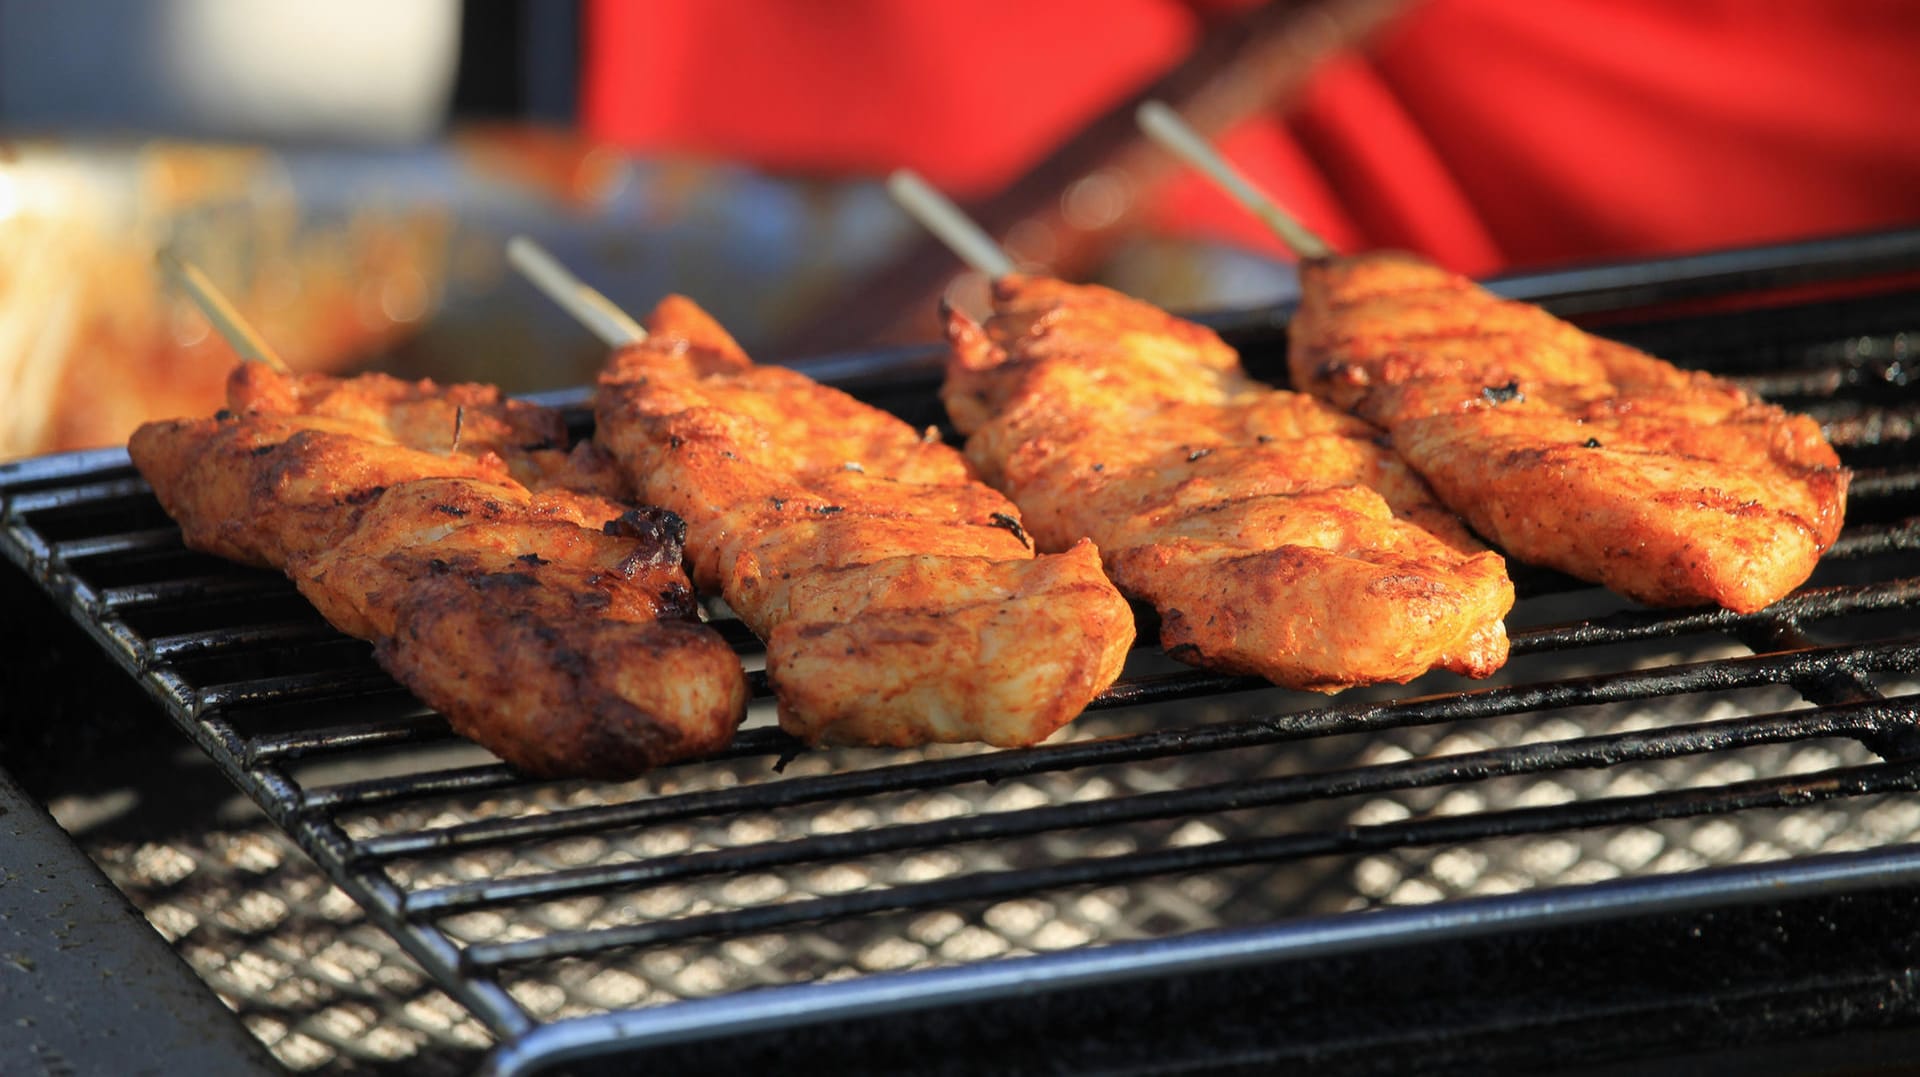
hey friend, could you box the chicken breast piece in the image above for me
[943,275,1513,690]
[594,295,1135,748]
[129,374,747,779]
[1290,251,1849,612]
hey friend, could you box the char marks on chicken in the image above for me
[1290,252,1849,612]
[943,275,1513,691]
[594,296,1135,748]
[129,365,748,778]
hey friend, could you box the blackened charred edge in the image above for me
[1092,463,1106,472]
[434,504,468,517]
[428,558,452,575]
[988,511,1032,549]
[518,553,549,566]
[475,571,540,591]
[344,485,388,506]
[657,580,697,620]
[605,507,690,576]
[605,505,688,546]
[668,434,685,449]
[1187,448,1213,463]
[248,444,276,457]
[812,505,845,515]
[214,408,238,422]
[1482,380,1525,404]
[1585,437,1603,449]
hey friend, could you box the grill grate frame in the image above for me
[6,234,1920,1075]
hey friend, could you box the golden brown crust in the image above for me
[593,295,1135,748]
[223,363,629,499]
[128,370,748,779]
[943,275,1513,691]
[1290,252,1849,612]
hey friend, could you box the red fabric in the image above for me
[583,0,1200,195]
[583,0,1920,275]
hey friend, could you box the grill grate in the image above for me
[6,238,1920,1075]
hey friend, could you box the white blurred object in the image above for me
[0,0,460,142]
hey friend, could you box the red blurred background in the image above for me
[583,0,1920,277]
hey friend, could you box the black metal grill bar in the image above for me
[280,723,800,795]
[1829,519,1920,558]
[1,476,153,517]
[49,526,184,561]
[1853,470,1920,501]
[406,694,1917,916]
[1740,361,1917,401]
[1745,625,1884,709]
[195,668,402,713]
[95,573,290,612]
[302,763,524,811]
[1728,618,1910,759]
[0,447,135,490]
[1825,411,1919,450]
[1510,578,1920,653]
[144,619,341,662]
[347,638,1920,863]
[459,757,1920,970]
[241,712,451,766]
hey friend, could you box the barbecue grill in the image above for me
[4,229,1920,1075]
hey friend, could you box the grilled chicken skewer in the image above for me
[891,173,1513,690]
[1138,101,1850,612]
[509,239,1135,748]
[131,253,748,778]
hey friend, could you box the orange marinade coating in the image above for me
[1290,251,1849,612]
[595,295,1135,748]
[943,275,1513,691]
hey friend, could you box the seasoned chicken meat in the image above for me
[943,275,1513,691]
[128,366,748,778]
[594,295,1135,748]
[1290,251,1849,612]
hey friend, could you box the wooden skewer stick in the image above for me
[506,235,648,348]
[1135,99,1334,260]
[886,170,1016,279]
[155,247,294,372]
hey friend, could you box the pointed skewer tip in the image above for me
[1133,99,1333,261]
[884,170,1016,280]
[154,246,293,373]
[505,235,648,350]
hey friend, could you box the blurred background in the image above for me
[3,0,1917,460]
